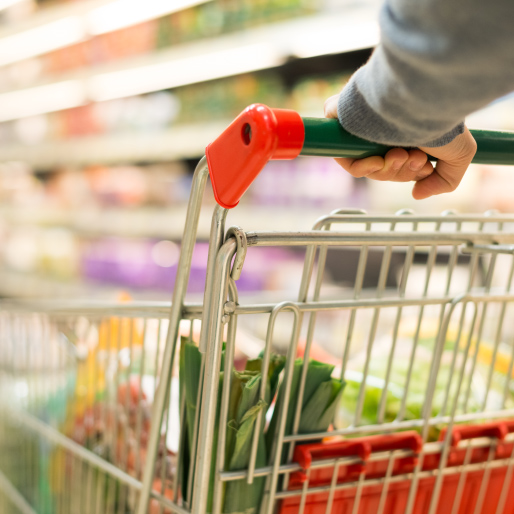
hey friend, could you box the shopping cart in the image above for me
[2,104,514,514]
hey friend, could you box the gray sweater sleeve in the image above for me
[338,0,514,147]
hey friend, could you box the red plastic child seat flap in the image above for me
[440,421,509,447]
[438,420,511,466]
[280,469,514,514]
[289,432,422,489]
[280,422,514,514]
[205,104,304,209]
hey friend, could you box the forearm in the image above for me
[338,0,514,147]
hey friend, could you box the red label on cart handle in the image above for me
[206,104,305,209]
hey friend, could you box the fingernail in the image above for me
[410,161,423,171]
[392,160,403,171]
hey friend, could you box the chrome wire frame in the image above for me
[0,155,217,514]
[195,209,514,514]
[2,188,514,514]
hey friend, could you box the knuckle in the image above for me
[455,134,477,162]
[470,138,478,156]
[419,163,434,177]
[462,142,477,161]
[412,148,428,159]
[415,169,432,181]
[345,166,367,178]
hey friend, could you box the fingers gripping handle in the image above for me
[205,104,305,209]
[301,118,514,165]
[206,104,514,209]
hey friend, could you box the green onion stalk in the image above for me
[266,359,345,465]
[180,340,344,514]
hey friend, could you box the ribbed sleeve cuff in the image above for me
[421,123,465,147]
[337,79,465,148]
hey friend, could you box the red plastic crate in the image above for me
[280,421,514,514]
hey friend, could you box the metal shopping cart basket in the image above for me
[2,104,514,514]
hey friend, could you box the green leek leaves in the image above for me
[179,340,344,514]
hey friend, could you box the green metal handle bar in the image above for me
[301,117,514,165]
[206,105,514,209]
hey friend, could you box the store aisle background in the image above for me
[0,0,512,301]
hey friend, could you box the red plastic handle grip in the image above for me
[294,440,371,470]
[293,432,422,470]
[440,422,509,447]
[365,432,423,455]
[289,432,422,487]
[205,104,304,209]
[503,419,514,433]
[439,422,512,466]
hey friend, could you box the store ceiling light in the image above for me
[88,43,283,102]
[0,80,86,122]
[87,0,211,35]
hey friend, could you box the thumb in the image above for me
[413,128,477,199]
[411,159,467,199]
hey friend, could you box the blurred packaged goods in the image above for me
[174,73,287,124]
[43,20,159,75]
[0,71,354,147]
[252,156,360,208]
[0,220,308,294]
[0,152,363,217]
[156,0,317,48]
[0,225,78,279]
[0,0,326,88]
[80,239,305,294]
[2,159,514,298]
[0,73,289,145]
[83,0,314,68]
[0,160,191,209]
[289,72,352,115]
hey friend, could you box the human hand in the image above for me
[324,94,477,199]
[414,129,477,199]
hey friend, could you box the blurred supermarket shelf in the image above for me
[0,110,332,165]
[0,9,379,120]
[0,0,212,66]
[0,267,125,298]
[0,120,229,165]
[0,203,335,239]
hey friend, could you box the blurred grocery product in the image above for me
[0,0,512,303]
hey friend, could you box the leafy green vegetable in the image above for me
[180,339,224,512]
[180,340,344,514]
[336,332,495,441]
[223,373,267,514]
[182,340,203,448]
[266,359,345,461]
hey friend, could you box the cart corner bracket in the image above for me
[205,104,304,209]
